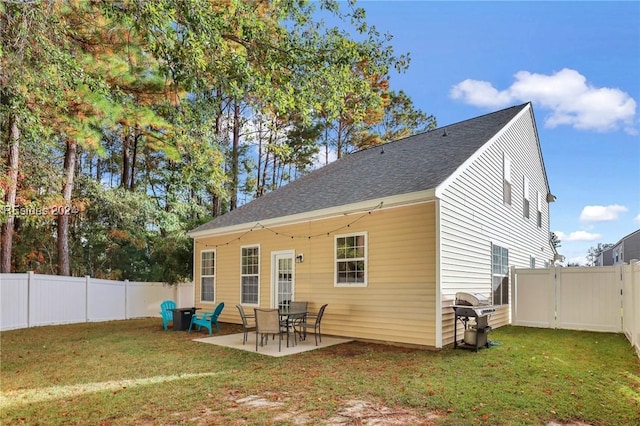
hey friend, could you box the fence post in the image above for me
[125,279,129,320]
[549,264,558,328]
[85,275,90,323]
[630,260,638,352]
[27,271,34,328]
[510,265,517,325]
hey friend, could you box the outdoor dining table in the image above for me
[278,308,308,347]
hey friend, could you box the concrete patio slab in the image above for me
[193,332,352,357]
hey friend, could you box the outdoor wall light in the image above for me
[296,254,304,263]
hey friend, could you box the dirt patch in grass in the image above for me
[226,393,441,425]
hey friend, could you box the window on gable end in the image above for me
[536,191,543,228]
[523,176,530,219]
[503,154,512,205]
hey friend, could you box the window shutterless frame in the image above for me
[491,243,509,305]
[503,153,512,205]
[240,245,260,305]
[335,232,367,287]
[200,249,216,302]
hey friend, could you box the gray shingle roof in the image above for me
[190,103,529,233]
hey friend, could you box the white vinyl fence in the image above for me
[511,261,640,357]
[0,272,194,331]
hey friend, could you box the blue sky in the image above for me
[351,1,640,264]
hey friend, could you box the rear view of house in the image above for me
[188,102,556,349]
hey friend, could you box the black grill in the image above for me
[452,292,495,352]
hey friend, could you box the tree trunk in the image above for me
[121,129,131,189]
[57,140,77,276]
[230,101,240,210]
[1,115,20,273]
[130,132,140,190]
[260,134,271,197]
[256,121,263,198]
[211,87,224,217]
[336,120,343,159]
[96,156,102,183]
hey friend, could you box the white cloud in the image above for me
[450,68,637,134]
[555,230,602,242]
[449,79,513,109]
[635,214,640,224]
[579,204,628,222]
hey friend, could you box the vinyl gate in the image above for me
[511,262,640,357]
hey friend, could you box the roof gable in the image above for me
[190,103,530,234]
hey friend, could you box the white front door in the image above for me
[272,251,294,308]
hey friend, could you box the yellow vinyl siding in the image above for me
[193,202,438,347]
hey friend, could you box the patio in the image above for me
[193,332,352,357]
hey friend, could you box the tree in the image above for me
[369,90,437,144]
[1,0,427,280]
[550,232,562,250]
[1,115,19,272]
[586,243,614,266]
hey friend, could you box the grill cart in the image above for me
[452,292,495,352]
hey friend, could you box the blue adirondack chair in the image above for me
[188,302,225,334]
[160,300,176,330]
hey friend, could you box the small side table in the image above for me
[171,307,197,331]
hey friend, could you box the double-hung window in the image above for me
[335,232,367,286]
[523,176,530,219]
[201,250,215,302]
[503,154,512,205]
[491,244,509,305]
[536,191,543,228]
[241,246,259,304]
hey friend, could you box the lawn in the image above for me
[1,319,638,425]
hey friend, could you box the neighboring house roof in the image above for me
[190,103,531,235]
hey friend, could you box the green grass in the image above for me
[1,319,638,425]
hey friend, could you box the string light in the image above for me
[196,202,383,248]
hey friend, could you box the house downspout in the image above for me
[435,198,443,348]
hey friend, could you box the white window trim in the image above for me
[240,244,260,306]
[270,249,295,309]
[523,176,530,219]
[536,191,543,228]
[491,242,510,306]
[334,231,368,287]
[200,249,216,303]
[503,153,512,206]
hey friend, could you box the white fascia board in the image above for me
[188,189,437,239]
[434,103,531,199]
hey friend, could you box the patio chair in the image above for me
[188,302,225,335]
[159,300,176,330]
[236,304,256,345]
[254,308,283,352]
[298,304,327,346]
[289,301,308,311]
[287,301,308,343]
